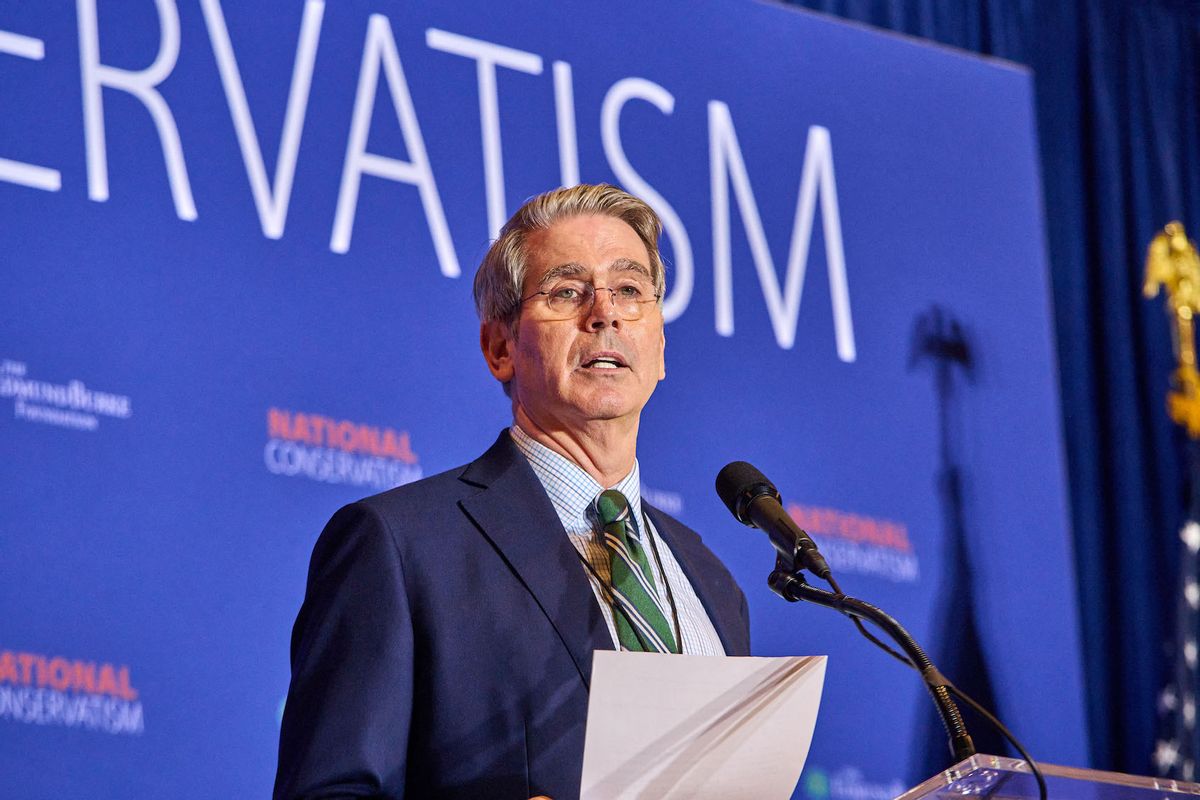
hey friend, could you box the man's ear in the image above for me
[480,320,516,383]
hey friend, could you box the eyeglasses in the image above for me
[519,279,663,320]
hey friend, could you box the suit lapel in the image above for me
[458,433,614,688]
[646,504,749,656]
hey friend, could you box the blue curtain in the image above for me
[786,0,1200,776]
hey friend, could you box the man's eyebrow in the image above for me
[610,258,653,279]
[536,262,587,286]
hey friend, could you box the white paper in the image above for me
[579,651,827,800]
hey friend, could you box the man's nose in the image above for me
[586,287,622,328]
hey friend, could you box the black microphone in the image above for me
[716,461,982,767]
[715,461,832,580]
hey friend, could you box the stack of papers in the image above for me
[580,652,827,799]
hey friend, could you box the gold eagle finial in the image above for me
[1145,222,1200,437]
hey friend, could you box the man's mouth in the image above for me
[582,354,628,370]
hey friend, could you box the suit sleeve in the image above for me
[274,502,414,799]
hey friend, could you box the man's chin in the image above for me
[568,394,649,425]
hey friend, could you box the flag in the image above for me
[1154,520,1200,779]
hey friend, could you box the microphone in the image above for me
[716,461,982,767]
[715,461,831,580]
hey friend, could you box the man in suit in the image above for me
[274,184,750,799]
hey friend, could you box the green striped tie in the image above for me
[596,490,679,654]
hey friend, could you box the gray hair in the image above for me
[472,183,665,327]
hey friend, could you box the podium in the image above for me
[896,754,1200,800]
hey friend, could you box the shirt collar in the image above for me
[509,424,644,537]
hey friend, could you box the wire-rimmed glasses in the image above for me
[519,279,662,320]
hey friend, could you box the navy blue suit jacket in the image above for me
[274,432,750,799]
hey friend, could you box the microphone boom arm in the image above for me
[768,560,977,763]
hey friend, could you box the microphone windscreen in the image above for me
[715,461,776,523]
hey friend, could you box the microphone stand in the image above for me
[767,556,977,763]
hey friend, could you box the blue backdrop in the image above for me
[1,2,1086,797]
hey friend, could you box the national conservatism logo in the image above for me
[788,503,919,584]
[264,407,422,491]
[0,649,144,735]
